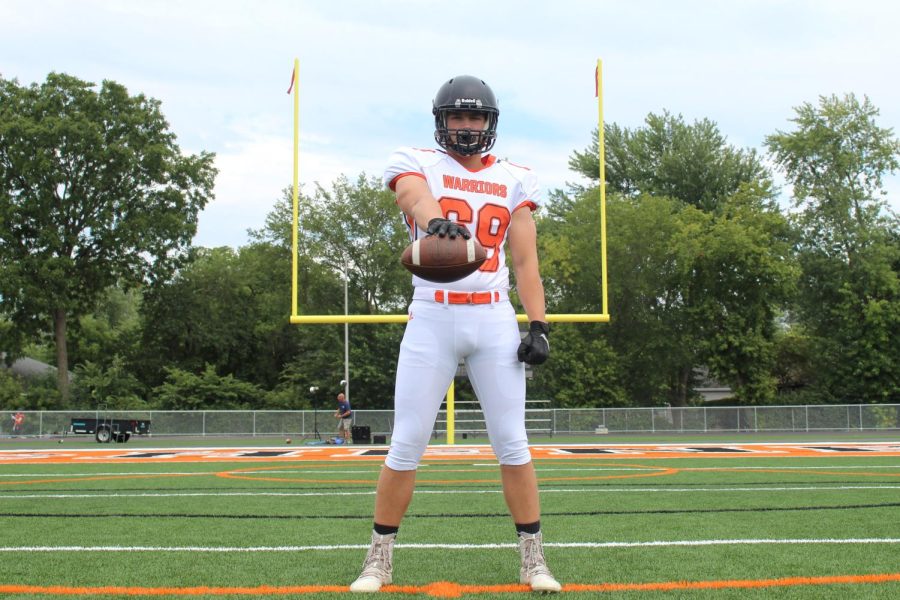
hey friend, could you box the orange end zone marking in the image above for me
[2,573,899,596]
[1,443,899,464]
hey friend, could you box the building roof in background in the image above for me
[0,354,66,379]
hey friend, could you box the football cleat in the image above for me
[350,531,395,593]
[518,531,562,593]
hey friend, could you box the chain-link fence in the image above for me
[1,404,898,439]
[550,404,900,434]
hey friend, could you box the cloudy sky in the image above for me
[2,0,899,248]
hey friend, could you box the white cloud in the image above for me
[3,0,899,246]
[193,124,390,247]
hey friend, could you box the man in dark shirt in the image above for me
[334,393,352,443]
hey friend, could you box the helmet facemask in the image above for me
[434,108,498,156]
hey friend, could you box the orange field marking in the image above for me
[1,442,899,465]
[2,443,899,488]
[2,573,899,596]
[214,463,679,485]
[0,472,204,487]
[685,467,900,478]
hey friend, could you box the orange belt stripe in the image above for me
[434,290,500,304]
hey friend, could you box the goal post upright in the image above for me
[597,58,609,317]
[290,58,300,319]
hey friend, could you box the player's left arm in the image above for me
[509,206,551,365]
[508,207,546,323]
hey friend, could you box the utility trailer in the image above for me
[69,417,151,443]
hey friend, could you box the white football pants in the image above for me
[385,298,531,471]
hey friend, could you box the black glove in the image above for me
[517,321,550,365]
[426,217,471,240]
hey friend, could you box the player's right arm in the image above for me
[395,176,444,231]
[396,177,470,239]
[386,148,469,238]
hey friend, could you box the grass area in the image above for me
[0,440,898,598]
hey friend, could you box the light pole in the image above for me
[309,386,321,440]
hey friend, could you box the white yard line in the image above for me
[682,465,900,470]
[2,538,899,553]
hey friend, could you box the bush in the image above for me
[0,371,63,410]
[0,369,25,410]
[151,364,264,410]
[71,358,148,409]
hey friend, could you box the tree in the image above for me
[68,285,142,369]
[136,247,265,387]
[538,188,605,314]
[0,73,216,401]
[766,94,899,260]
[541,179,794,407]
[249,178,409,409]
[570,112,770,212]
[559,113,795,406]
[677,186,797,404]
[530,323,626,408]
[766,94,900,402]
[297,174,411,313]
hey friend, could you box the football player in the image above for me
[350,75,559,593]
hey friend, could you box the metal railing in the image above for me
[2,404,898,439]
[435,399,552,437]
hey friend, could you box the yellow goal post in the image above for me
[288,59,609,444]
[289,58,608,325]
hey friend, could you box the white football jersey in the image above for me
[384,147,541,293]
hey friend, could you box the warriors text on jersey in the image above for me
[384,147,541,293]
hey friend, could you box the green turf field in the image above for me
[0,439,898,599]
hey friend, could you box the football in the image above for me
[401,235,487,283]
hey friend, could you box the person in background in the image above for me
[334,393,352,443]
[11,411,25,435]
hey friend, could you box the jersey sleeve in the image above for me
[383,147,428,191]
[512,168,542,214]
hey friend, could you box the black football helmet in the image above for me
[433,75,499,156]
